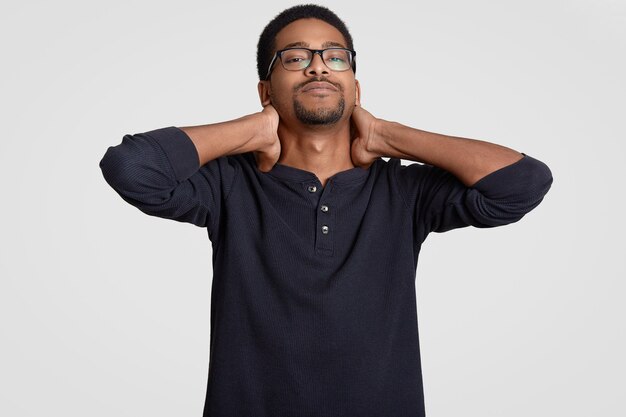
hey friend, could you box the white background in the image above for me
[1,0,624,416]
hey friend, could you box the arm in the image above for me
[350,106,552,240]
[179,104,280,171]
[99,106,280,229]
[351,106,523,186]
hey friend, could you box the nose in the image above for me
[306,51,329,76]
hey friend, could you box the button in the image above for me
[307,185,317,193]
[321,225,329,234]
[320,205,329,212]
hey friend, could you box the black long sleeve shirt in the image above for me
[100,126,552,417]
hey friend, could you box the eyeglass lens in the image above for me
[281,49,352,71]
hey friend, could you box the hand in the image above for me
[350,105,382,169]
[253,104,281,172]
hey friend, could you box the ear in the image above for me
[257,80,272,107]
[355,79,361,107]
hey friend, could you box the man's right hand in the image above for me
[180,105,281,169]
[253,104,281,172]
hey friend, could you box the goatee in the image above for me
[293,96,345,125]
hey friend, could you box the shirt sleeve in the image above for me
[99,126,238,238]
[393,154,553,245]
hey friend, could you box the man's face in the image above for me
[259,18,360,127]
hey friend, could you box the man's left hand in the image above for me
[350,105,382,169]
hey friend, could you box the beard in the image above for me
[293,95,345,125]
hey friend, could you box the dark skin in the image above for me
[181,18,522,188]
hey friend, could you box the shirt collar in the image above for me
[260,155,373,184]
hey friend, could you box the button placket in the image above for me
[315,183,335,255]
[320,203,330,234]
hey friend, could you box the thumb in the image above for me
[253,151,271,172]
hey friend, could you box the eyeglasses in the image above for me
[265,47,356,80]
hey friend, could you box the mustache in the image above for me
[295,77,343,92]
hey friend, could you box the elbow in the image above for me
[99,134,173,200]
[469,179,553,227]
[99,144,140,195]
[469,155,553,226]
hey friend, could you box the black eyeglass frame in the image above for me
[265,47,357,80]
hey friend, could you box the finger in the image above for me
[255,152,277,173]
[350,118,357,141]
[257,159,271,172]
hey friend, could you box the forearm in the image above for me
[372,120,523,186]
[179,112,268,166]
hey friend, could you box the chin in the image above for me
[294,97,345,125]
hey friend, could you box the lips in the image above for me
[301,81,338,93]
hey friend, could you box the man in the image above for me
[100,4,552,417]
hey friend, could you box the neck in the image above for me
[276,121,355,187]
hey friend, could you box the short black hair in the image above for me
[256,4,355,81]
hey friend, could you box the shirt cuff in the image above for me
[143,126,200,182]
[471,154,553,199]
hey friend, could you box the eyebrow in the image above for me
[281,41,346,49]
